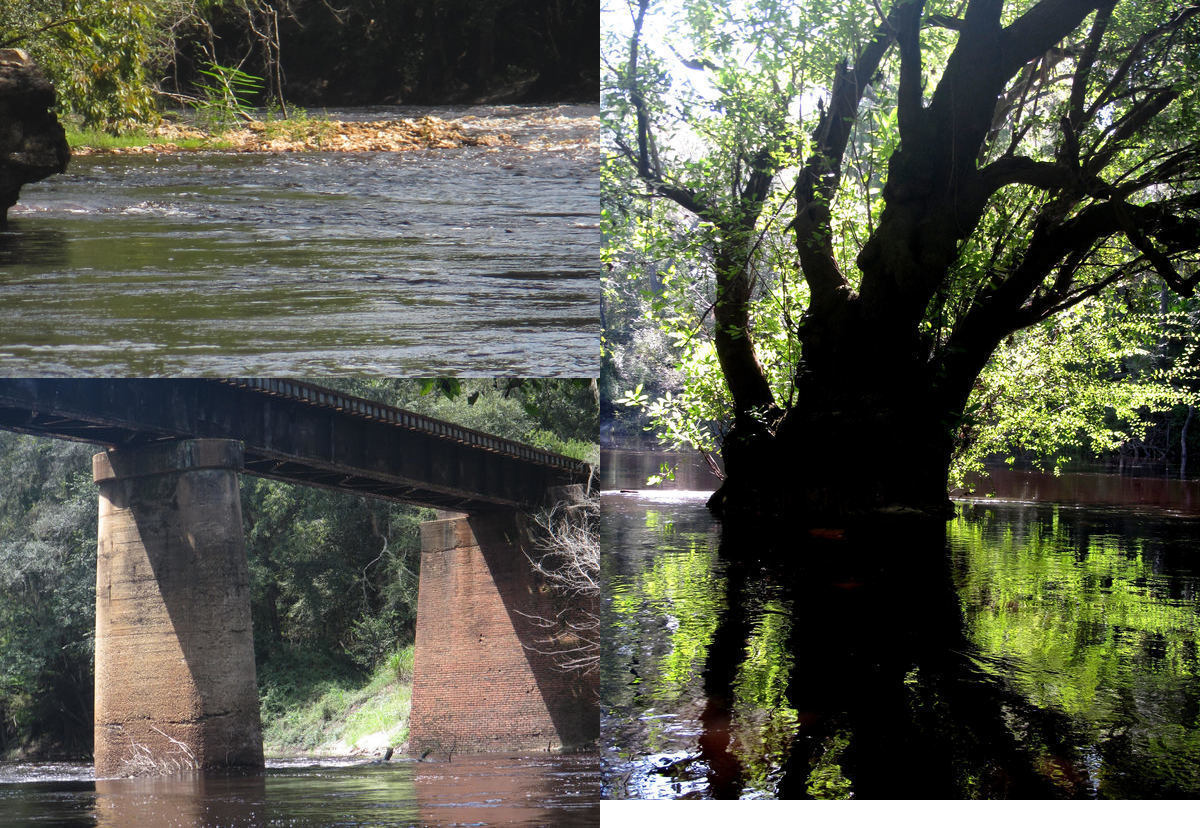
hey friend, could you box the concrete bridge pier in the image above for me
[409,503,598,756]
[92,439,263,777]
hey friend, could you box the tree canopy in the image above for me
[604,0,1200,519]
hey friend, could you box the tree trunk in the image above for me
[709,395,957,525]
[1182,404,1193,479]
[709,313,959,525]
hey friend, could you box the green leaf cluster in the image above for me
[0,0,165,131]
[0,435,97,757]
[953,298,1199,483]
[192,60,264,130]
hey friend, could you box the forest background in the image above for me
[0,0,600,131]
[0,379,598,759]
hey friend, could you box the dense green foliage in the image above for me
[0,379,597,758]
[259,644,414,754]
[955,297,1200,481]
[0,436,96,756]
[0,0,598,131]
[0,0,165,130]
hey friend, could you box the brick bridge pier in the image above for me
[410,502,596,757]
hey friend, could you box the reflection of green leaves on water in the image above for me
[642,509,675,535]
[609,538,723,708]
[608,509,725,754]
[734,604,794,711]
[731,601,801,796]
[606,506,808,795]
[952,505,1200,794]
[805,731,853,800]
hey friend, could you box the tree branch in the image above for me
[895,0,926,142]
[628,0,653,180]
[1083,5,1200,124]
[966,196,1200,342]
[0,18,83,49]
[1001,0,1106,79]
[1068,2,1114,129]
[794,14,898,305]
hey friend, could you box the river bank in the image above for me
[258,645,413,760]
[68,115,509,155]
[65,106,598,156]
[0,646,413,765]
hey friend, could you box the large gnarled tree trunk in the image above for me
[620,0,1200,525]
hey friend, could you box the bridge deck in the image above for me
[0,379,591,512]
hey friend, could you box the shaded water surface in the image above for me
[602,468,1200,799]
[0,754,599,825]
[1,106,597,374]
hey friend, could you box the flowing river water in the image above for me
[0,754,599,825]
[0,105,597,375]
[601,451,1200,799]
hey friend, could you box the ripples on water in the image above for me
[0,105,597,375]
[0,754,599,826]
[601,483,1200,799]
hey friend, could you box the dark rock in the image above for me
[0,49,70,226]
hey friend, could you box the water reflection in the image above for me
[600,449,723,492]
[0,754,599,825]
[962,467,1200,514]
[952,504,1200,797]
[0,225,68,269]
[602,491,1200,799]
[94,773,273,826]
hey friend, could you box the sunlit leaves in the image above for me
[0,0,164,130]
[953,297,1199,482]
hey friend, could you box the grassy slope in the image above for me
[258,645,413,757]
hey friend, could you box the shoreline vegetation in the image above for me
[0,646,415,764]
[67,114,513,155]
[2,1,598,135]
[259,645,414,761]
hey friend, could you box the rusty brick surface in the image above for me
[409,513,598,756]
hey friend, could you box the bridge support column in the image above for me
[410,509,597,756]
[92,439,262,777]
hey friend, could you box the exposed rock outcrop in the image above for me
[0,49,69,226]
